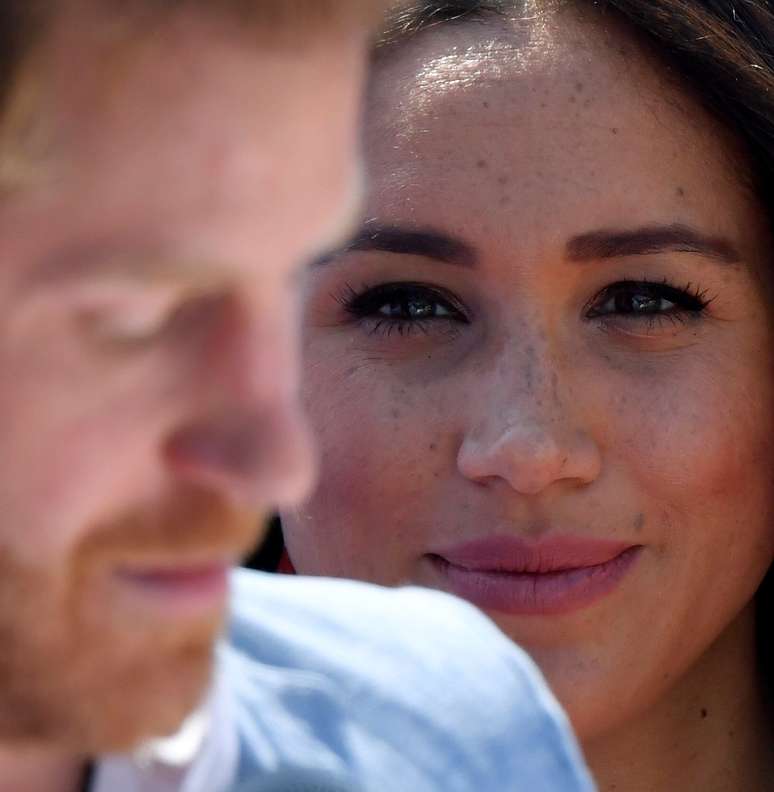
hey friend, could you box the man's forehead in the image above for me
[0,0,367,289]
[42,8,286,126]
[0,0,374,198]
[0,8,243,196]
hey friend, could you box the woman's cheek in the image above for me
[290,357,441,582]
[607,359,774,543]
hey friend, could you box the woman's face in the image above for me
[284,8,774,737]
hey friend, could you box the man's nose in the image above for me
[163,294,316,510]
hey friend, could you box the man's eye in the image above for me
[586,280,711,319]
[95,310,171,344]
[82,311,171,347]
[77,293,182,347]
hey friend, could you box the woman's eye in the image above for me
[376,296,453,320]
[339,282,467,335]
[592,290,676,316]
[586,280,710,321]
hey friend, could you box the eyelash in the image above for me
[335,281,469,337]
[585,278,714,327]
[335,278,714,338]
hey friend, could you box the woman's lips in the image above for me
[427,535,642,616]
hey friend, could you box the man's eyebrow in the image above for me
[27,239,213,289]
[316,225,478,268]
[566,224,741,264]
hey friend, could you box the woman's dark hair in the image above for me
[246,516,286,571]
[375,0,774,704]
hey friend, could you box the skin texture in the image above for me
[283,7,774,791]
[0,3,368,790]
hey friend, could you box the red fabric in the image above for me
[277,549,297,575]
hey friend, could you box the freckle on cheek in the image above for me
[633,513,645,533]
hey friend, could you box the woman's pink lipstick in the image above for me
[428,535,641,616]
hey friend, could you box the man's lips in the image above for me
[427,535,642,616]
[113,560,232,618]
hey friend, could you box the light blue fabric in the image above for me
[224,570,595,792]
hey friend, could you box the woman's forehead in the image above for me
[369,7,696,132]
[367,17,696,182]
[372,8,624,99]
[363,8,763,254]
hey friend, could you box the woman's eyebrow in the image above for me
[316,225,478,268]
[566,224,741,264]
[314,223,740,268]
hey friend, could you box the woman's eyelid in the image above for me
[341,281,469,320]
[586,278,713,317]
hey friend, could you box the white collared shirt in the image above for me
[91,646,239,792]
[91,570,595,792]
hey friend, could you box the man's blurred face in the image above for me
[0,5,366,751]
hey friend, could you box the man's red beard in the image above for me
[0,486,264,753]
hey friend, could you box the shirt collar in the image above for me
[91,645,238,792]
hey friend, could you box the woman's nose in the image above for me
[458,422,601,495]
[456,369,602,496]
